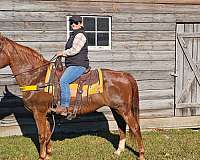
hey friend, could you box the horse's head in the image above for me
[0,35,10,69]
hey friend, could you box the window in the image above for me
[66,16,112,50]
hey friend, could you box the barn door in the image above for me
[175,24,200,116]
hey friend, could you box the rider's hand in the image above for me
[56,51,64,57]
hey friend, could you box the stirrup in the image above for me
[66,112,77,120]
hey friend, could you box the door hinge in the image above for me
[170,73,178,77]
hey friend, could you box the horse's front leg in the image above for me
[46,119,52,159]
[33,110,48,160]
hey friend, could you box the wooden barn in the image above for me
[1,0,200,136]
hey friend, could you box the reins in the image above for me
[0,54,57,80]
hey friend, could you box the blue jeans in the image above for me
[60,66,86,107]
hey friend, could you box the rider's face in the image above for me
[70,22,81,30]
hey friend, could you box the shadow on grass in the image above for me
[0,86,40,152]
[51,129,119,149]
[0,86,139,157]
[126,145,139,157]
[48,113,120,151]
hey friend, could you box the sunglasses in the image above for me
[70,21,79,25]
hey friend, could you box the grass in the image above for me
[0,129,199,160]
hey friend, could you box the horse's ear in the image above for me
[0,32,5,41]
[0,32,3,39]
[0,32,5,37]
[0,33,5,47]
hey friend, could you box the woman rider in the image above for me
[51,15,89,117]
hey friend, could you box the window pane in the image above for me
[97,33,109,46]
[83,17,95,31]
[97,18,109,31]
[86,32,95,46]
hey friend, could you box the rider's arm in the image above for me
[62,33,86,56]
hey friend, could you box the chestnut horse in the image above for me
[0,35,144,160]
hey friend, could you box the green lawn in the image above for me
[0,129,199,160]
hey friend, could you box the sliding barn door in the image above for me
[176,24,200,116]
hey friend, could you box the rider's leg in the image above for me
[52,65,86,116]
[60,65,86,108]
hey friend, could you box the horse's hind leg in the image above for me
[120,108,145,160]
[110,108,126,156]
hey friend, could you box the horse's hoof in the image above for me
[38,155,51,160]
[45,154,51,160]
[114,149,124,156]
[114,150,120,156]
[139,155,145,160]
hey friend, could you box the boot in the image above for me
[50,105,68,116]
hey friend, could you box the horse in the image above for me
[0,35,145,160]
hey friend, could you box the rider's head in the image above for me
[69,15,83,30]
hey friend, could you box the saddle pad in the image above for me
[44,66,103,97]
[70,68,103,97]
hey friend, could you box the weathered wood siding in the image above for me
[176,24,200,116]
[0,0,200,136]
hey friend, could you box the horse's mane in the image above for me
[1,34,48,65]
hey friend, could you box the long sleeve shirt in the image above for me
[63,33,86,56]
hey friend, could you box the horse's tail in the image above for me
[126,73,140,140]
[127,73,140,122]
[133,81,140,122]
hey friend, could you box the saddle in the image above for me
[44,58,103,117]
[45,64,103,97]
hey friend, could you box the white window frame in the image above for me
[66,15,112,50]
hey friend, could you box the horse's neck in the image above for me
[12,60,49,87]
[7,43,49,86]
[12,60,49,86]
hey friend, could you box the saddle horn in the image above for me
[55,57,63,71]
